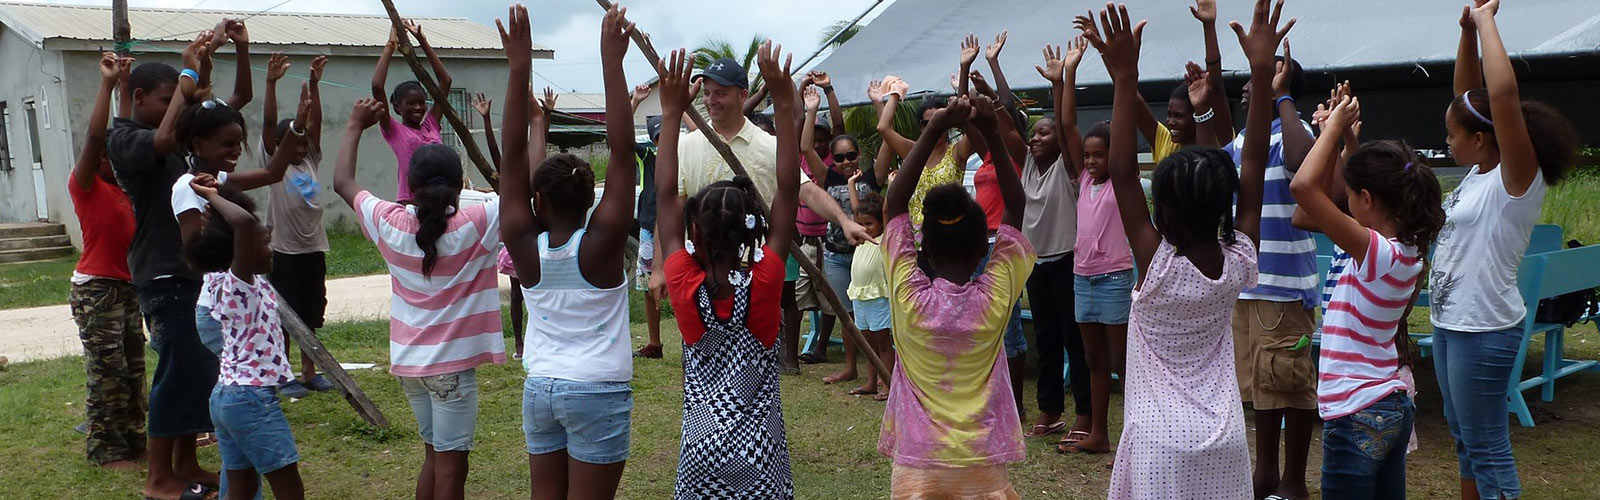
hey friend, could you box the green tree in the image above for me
[691,35,766,94]
[818,20,863,49]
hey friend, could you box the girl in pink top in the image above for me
[1089,2,1279,497]
[372,21,452,203]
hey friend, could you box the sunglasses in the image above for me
[199,98,229,110]
[832,151,859,163]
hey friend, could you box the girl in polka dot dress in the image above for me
[1086,1,1282,498]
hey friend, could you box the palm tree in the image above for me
[691,35,766,94]
[817,20,863,50]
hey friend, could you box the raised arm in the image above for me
[848,170,865,212]
[756,40,800,255]
[1472,1,1540,196]
[472,92,501,170]
[741,84,769,118]
[971,93,1024,229]
[191,178,262,282]
[813,71,847,135]
[1289,95,1371,264]
[1077,12,1158,145]
[372,27,397,133]
[877,77,915,158]
[872,140,893,187]
[230,84,310,191]
[262,53,288,156]
[116,56,133,119]
[1230,0,1294,244]
[581,4,639,287]
[405,20,453,122]
[800,87,828,181]
[73,53,124,191]
[1273,41,1314,173]
[885,96,967,222]
[972,71,1027,165]
[630,83,651,114]
[958,34,979,96]
[334,99,387,208]
[154,33,211,158]
[1040,39,1088,176]
[307,56,326,153]
[223,20,253,110]
[1454,2,1484,95]
[1094,4,1162,270]
[535,88,555,168]
[1185,62,1220,148]
[498,5,544,284]
[1193,0,1235,145]
[655,50,695,258]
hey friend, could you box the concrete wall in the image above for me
[11,42,513,247]
[0,26,63,227]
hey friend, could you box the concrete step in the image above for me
[0,246,73,264]
[0,222,66,239]
[0,235,71,251]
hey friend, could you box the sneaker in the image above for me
[305,374,335,392]
[279,380,310,399]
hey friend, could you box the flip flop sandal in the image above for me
[195,433,216,448]
[1025,421,1068,438]
[1056,442,1111,455]
[848,387,878,395]
[798,352,826,364]
[148,482,216,500]
[873,392,890,401]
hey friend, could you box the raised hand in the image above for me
[1324,94,1360,132]
[497,4,532,64]
[541,87,558,113]
[225,19,248,44]
[1191,0,1217,24]
[867,79,885,103]
[115,55,134,83]
[351,98,386,129]
[1184,61,1210,107]
[969,93,998,130]
[180,31,212,97]
[471,92,492,117]
[1096,3,1148,82]
[98,52,118,80]
[1064,35,1090,69]
[402,19,425,43]
[985,30,1008,62]
[755,39,794,97]
[885,77,910,99]
[959,34,981,67]
[810,70,832,88]
[969,71,997,98]
[309,56,327,83]
[294,82,313,127]
[848,169,863,185]
[1230,0,1296,69]
[929,95,973,130]
[1459,0,1489,29]
[266,52,290,82]
[802,85,821,111]
[657,48,696,116]
[190,173,219,199]
[1469,0,1498,20]
[599,4,633,63]
[1036,44,1065,83]
[631,83,651,104]
[1075,12,1104,50]
[1271,39,1293,97]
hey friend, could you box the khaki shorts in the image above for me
[1232,299,1317,410]
[793,236,837,315]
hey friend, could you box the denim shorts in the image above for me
[400,369,479,452]
[1321,392,1414,500]
[195,304,223,356]
[1003,301,1027,358]
[852,298,892,331]
[210,384,299,474]
[522,377,633,464]
[1073,269,1134,324]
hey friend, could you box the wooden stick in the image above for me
[275,292,389,428]
[377,0,498,190]
[592,0,890,379]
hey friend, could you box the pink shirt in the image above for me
[1074,175,1134,276]
[355,191,506,377]
[381,113,443,202]
[795,156,831,237]
[1318,231,1420,419]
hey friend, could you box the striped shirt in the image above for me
[1226,119,1320,307]
[1322,247,1351,314]
[1317,231,1420,419]
[355,191,506,377]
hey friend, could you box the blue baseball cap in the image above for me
[692,57,748,89]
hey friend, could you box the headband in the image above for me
[936,214,965,225]
[1461,91,1493,126]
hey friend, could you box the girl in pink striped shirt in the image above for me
[1288,96,1444,500]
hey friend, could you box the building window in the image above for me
[439,88,470,150]
[0,102,11,171]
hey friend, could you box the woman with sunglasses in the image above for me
[799,87,883,396]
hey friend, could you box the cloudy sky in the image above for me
[39,0,890,92]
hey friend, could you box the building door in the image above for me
[23,99,45,221]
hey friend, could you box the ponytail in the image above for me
[1343,141,1446,254]
[406,144,465,278]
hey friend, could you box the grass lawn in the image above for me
[4,312,1600,499]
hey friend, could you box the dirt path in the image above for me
[0,274,513,362]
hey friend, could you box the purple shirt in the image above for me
[381,113,443,202]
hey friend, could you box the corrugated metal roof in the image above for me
[812,0,1600,106]
[0,1,546,53]
[553,93,606,112]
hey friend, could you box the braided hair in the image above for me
[1150,146,1240,253]
[1450,89,1579,186]
[1344,140,1446,254]
[532,153,597,222]
[183,184,257,273]
[685,176,768,295]
[407,144,464,278]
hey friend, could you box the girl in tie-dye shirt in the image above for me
[877,94,1033,498]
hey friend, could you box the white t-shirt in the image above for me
[1429,164,1547,332]
[170,171,230,218]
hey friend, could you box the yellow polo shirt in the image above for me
[676,118,778,202]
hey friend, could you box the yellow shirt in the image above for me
[675,118,778,202]
[1151,122,1182,165]
[907,146,964,229]
[847,240,889,301]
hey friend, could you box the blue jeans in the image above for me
[522,377,633,464]
[1321,392,1413,500]
[195,304,223,356]
[400,369,479,452]
[823,250,855,313]
[211,385,299,474]
[1073,269,1134,324]
[1434,326,1523,499]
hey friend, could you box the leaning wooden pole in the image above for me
[593,0,890,379]
[275,292,389,428]
[377,0,499,190]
